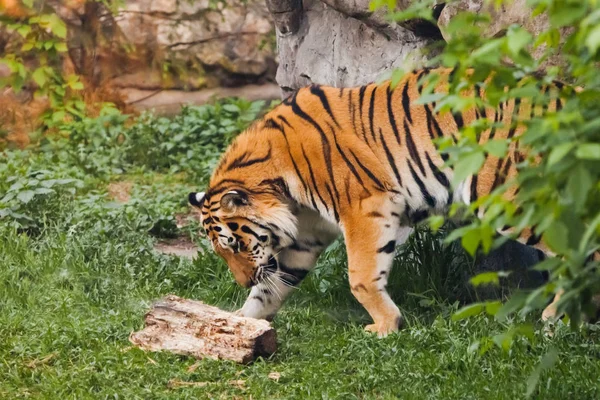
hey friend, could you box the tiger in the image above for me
[188,67,590,337]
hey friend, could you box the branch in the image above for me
[166,31,263,49]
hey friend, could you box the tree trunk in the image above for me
[129,295,277,364]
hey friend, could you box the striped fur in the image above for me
[189,68,574,335]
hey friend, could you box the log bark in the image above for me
[129,295,277,364]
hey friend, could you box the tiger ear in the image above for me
[220,190,249,213]
[188,192,205,208]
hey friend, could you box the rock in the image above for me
[113,0,277,90]
[437,0,569,65]
[274,0,435,97]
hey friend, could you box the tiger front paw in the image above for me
[364,315,403,338]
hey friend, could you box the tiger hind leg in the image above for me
[510,228,600,322]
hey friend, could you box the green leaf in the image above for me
[17,190,35,204]
[527,349,558,397]
[52,111,66,123]
[34,188,54,195]
[32,68,47,88]
[586,25,600,54]
[485,301,502,316]
[575,143,600,160]
[495,291,529,321]
[482,140,508,158]
[506,27,532,55]
[547,142,574,166]
[461,228,481,257]
[566,165,593,211]
[69,81,84,90]
[48,14,67,39]
[543,221,570,255]
[452,303,485,321]
[427,215,445,232]
[470,272,500,287]
[390,68,405,90]
[55,42,68,52]
[452,151,485,187]
[16,24,31,38]
[492,331,513,352]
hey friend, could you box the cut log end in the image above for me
[129,295,277,364]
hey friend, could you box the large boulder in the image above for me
[113,0,276,90]
[272,0,435,97]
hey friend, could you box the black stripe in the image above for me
[278,263,309,286]
[425,152,449,188]
[241,225,263,241]
[489,157,505,193]
[404,119,427,176]
[377,240,396,254]
[289,242,311,252]
[452,112,464,131]
[301,146,330,215]
[358,85,369,142]
[424,104,443,139]
[289,101,339,212]
[344,176,352,205]
[264,118,282,131]
[206,179,245,198]
[226,145,272,171]
[310,85,340,128]
[470,174,478,202]
[369,85,378,142]
[408,160,436,208]
[250,295,264,304]
[379,128,403,187]
[348,148,385,191]
[275,118,315,208]
[386,85,401,144]
[332,128,365,186]
[324,183,340,221]
[402,80,412,124]
[474,83,487,119]
[526,233,542,246]
[507,97,522,140]
[349,89,358,136]
[259,177,291,198]
[278,115,292,128]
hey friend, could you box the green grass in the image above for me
[1,195,600,400]
[1,104,599,399]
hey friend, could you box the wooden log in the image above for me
[129,295,277,364]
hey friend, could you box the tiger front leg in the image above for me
[344,211,409,337]
[237,280,292,321]
[238,243,323,321]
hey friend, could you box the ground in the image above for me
[1,102,599,399]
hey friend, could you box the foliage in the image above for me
[0,2,86,127]
[0,150,84,229]
[44,98,265,183]
[374,0,600,393]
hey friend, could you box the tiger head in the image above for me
[188,190,297,288]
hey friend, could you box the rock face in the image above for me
[273,0,434,97]
[113,0,276,90]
